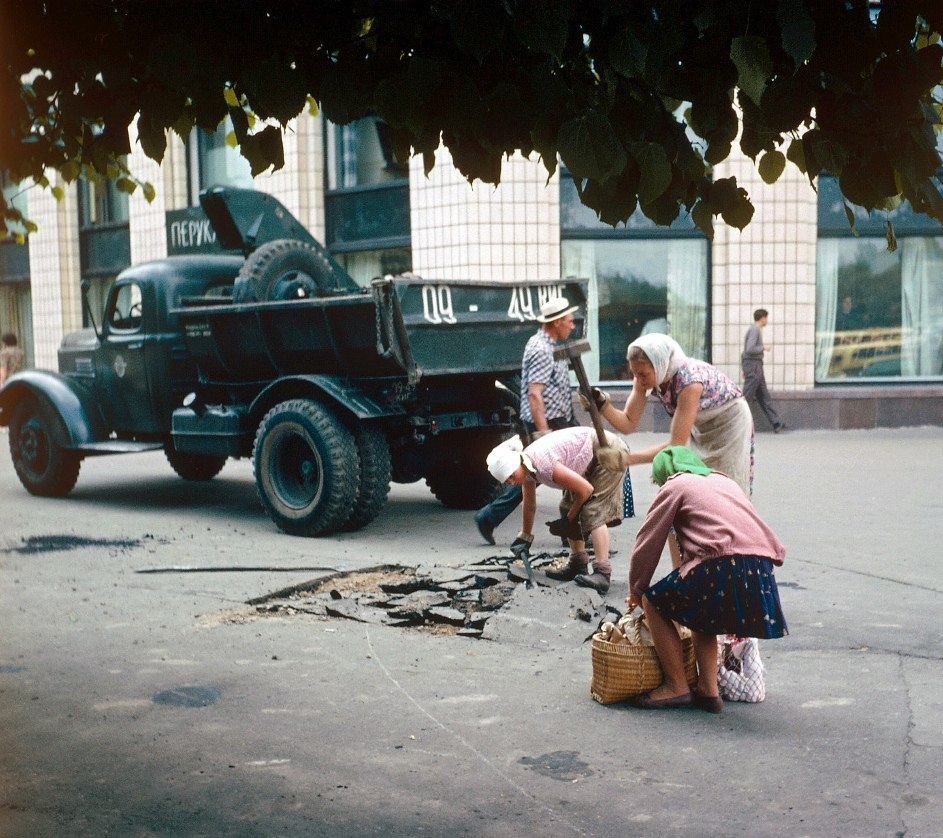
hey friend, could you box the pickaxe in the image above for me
[554,338,608,448]
[510,539,536,588]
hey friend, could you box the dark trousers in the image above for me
[477,416,575,527]
[742,359,783,429]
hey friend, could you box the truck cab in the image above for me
[58,256,244,439]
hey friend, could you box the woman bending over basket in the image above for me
[625,447,788,713]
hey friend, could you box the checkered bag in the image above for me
[717,636,766,702]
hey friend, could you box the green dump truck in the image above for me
[0,187,586,536]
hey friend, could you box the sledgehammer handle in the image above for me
[570,354,609,448]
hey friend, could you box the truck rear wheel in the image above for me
[8,399,82,498]
[254,399,359,536]
[164,444,227,481]
[340,425,392,532]
[424,430,504,510]
[233,239,340,303]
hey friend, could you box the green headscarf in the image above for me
[652,446,713,486]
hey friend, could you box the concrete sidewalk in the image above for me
[0,427,941,837]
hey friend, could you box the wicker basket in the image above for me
[590,615,698,704]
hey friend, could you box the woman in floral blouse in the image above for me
[594,333,754,497]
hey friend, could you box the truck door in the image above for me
[99,280,159,435]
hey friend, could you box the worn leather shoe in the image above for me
[474,511,495,546]
[574,571,610,594]
[692,690,724,713]
[545,562,586,581]
[628,691,692,710]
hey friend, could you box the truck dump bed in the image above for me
[175,275,587,382]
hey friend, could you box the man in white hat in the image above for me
[486,426,630,594]
[474,296,580,545]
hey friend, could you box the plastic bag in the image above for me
[717,636,766,702]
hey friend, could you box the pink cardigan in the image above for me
[629,472,786,599]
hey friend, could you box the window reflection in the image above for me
[327,117,408,190]
[816,237,943,380]
[562,239,708,381]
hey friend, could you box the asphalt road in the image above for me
[1,427,941,837]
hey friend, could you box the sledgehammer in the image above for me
[554,338,608,448]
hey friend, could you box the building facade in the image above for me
[2,110,942,429]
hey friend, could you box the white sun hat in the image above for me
[536,296,579,323]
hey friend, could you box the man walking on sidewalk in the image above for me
[742,309,785,433]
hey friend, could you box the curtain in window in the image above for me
[561,240,600,380]
[666,241,707,359]
[338,124,358,189]
[815,239,840,380]
[901,237,943,376]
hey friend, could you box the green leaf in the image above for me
[786,137,806,173]
[722,194,755,230]
[803,129,847,177]
[886,221,897,253]
[558,112,627,183]
[691,199,714,240]
[374,72,424,134]
[777,0,816,68]
[710,177,754,229]
[142,182,156,202]
[730,35,772,106]
[451,0,506,62]
[59,160,82,183]
[513,0,571,59]
[115,177,137,195]
[51,185,64,202]
[843,202,858,236]
[630,142,672,206]
[580,178,638,227]
[758,150,786,184]
[318,67,371,125]
[704,140,731,166]
[240,125,285,176]
[136,114,168,163]
[241,57,308,124]
[608,26,648,78]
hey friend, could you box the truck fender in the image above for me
[247,375,405,428]
[0,370,107,446]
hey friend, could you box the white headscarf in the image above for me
[627,334,688,387]
[486,435,532,483]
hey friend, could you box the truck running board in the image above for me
[76,441,165,454]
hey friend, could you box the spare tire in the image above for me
[233,239,342,303]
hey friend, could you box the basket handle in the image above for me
[624,608,643,646]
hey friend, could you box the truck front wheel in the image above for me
[8,399,82,498]
[164,444,227,481]
[254,399,359,536]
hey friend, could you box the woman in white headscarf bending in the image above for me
[590,334,754,497]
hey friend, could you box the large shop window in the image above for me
[78,173,131,324]
[325,117,411,287]
[187,119,253,205]
[816,176,943,382]
[560,174,709,381]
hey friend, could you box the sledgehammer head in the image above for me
[553,338,592,362]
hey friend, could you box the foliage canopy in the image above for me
[2,0,942,241]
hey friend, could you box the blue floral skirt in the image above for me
[645,555,788,639]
